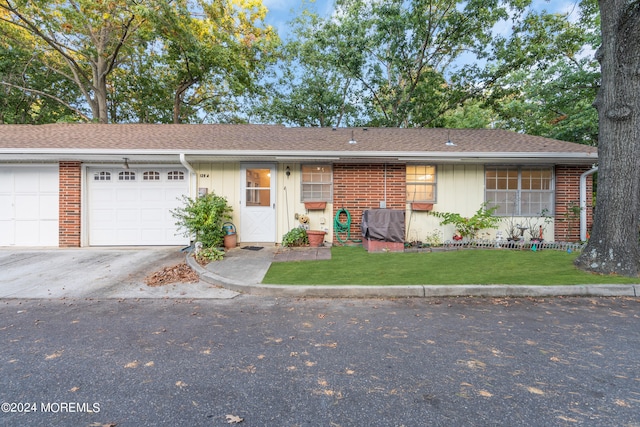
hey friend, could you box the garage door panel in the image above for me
[141,188,163,202]
[165,187,186,198]
[15,220,59,246]
[15,195,41,219]
[0,221,13,245]
[91,209,115,222]
[39,220,59,245]
[116,209,140,223]
[39,194,59,219]
[0,195,12,219]
[88,167,188,246]
[116,189,138,202]
[39,172,59,192]
[91,188,115,203]
[0,166,59,246]
[14,170,40,192]
[141,208,166,223]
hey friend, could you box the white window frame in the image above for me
[485,166,555,216]
[406,165,437,203]
[301,164,332,202]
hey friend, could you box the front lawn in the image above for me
[262,246,640,286]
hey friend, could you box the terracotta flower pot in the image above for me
[307,230,326,247]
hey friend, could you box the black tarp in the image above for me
[361,209,405,243]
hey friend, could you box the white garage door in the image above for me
[87,167,190,246]
[0,165,59,246]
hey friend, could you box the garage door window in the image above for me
[93,171,111,181]
[119,171,136,181]
[143,171,160,181]
[167,171,185,180]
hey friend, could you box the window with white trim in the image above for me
[406,165,437,202]
[93,171,111,181]
[167,171,185,181]
[143,171,161,181]
[118,171,136,181]
[301,165,332,201]
[485,166,554,216]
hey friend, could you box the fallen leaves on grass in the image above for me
[145,263,199,287]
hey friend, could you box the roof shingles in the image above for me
[0,124,597,156]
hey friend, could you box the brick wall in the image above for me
[59,161,82,247]
[555,165,594,242]
[333,164,406,242]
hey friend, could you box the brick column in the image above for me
[59,161,82,247]
[332,164,406,242]
[555,165,594,242]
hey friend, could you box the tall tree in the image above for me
[252,10,359,127]
[575,0,640,277]
[0,7,84,122]
[149,0,278,124]
[0,0,153,123]
[0,0,278,124]
[256,0,596,129]
[485,1,601,144]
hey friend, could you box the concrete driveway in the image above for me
[0,247,238,299]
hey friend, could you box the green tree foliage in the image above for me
[0,0,154,123]
[147,0,279,124]
[257,0,536,128]
[256,0,601,144]
[0,7,84,122]
[251,9,359,127]
[0,0,278,123]
[486,2,601,144]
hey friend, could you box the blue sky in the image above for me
[262,0,586,42]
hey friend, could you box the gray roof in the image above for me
[0,124,598,164]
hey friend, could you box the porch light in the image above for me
[122,157,130,169]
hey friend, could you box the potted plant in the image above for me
[306,230,326,247]
[297,214,326,247]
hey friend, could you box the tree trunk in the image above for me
[173,79,197,124]
[95,55,109,124]
[575,0,640,277]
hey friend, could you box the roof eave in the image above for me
[0,149,598,164]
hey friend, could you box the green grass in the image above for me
[262,246,640,286]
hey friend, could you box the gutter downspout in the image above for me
[180,153,197,198]
[580,166,598,242]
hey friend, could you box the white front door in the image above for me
[240,164,276,243]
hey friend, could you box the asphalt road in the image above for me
[1,296,638,427]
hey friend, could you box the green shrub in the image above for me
[172,193,233,248]
[195,247,225,263]
[282,227,309,247]
[430,203,500,240]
